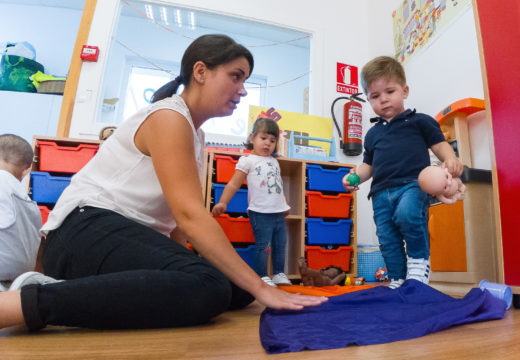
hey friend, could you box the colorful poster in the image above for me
[393,0,471,63]
[248,106,333,156]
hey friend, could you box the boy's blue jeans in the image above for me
[248,210,287,277]
[371,181,430,280]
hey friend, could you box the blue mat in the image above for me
[260,280,506,354]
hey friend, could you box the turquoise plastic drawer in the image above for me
[213,184,248,213]
[306,218,352,245]
[306,164,350,192]
[30,171,71,203]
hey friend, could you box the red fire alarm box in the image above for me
[80,45,99,62]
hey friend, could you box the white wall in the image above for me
[71,0,485,246]
[0,3,82,144]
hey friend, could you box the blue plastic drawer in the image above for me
[30,171,71,203]
[306,218,353,245]
[306,164,350,192]
[213,184,248,213]
[236,245,255,269]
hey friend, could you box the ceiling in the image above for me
[1,0,310,48]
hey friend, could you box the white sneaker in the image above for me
[261,276,277,287]
[9,271,62,291]
[388,279,405,289]
[406,257,431,284]
[0,281,11,292]
[272,273,291,286]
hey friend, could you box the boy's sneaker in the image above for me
[388,279,405,289]
[406,257,431,284]
[272,273,291,286]
[261,276,277,287]
[9,271,62,291]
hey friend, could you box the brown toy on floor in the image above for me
[297,257,346,287]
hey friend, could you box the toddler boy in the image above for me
[342,56,463,289]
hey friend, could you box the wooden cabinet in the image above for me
[204,150,357,280]
[430,100,498,285]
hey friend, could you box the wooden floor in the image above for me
[1,287,519,360]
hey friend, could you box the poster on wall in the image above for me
[336,62,359,95]
[248,106,333,157]
[393,0,471,64]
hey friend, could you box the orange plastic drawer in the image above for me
[38,205,51,225]
[305,246,353,271]
[214,155,246,184]
[306,191,352,218]
[215,214,254,244]
[38,141,99,173]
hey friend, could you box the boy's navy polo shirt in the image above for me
[363,109,445,198]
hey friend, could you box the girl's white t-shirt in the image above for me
[41,95,205,237]
[235,154,290,213]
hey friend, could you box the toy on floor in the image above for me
[418,165,465,205]
[375,267,389,281]
[298,257,346,287]
[344,276,365,286]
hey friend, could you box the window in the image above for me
[96,0,310,141]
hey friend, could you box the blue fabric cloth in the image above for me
[260,280,506,354]
[363,109,445,199]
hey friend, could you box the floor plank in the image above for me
[1,297,519,359]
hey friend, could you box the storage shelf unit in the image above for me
[28,136,101,225]
[204,150,357,280]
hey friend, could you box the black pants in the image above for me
[20,206,254,330]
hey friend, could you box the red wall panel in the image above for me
[475,0,520,285]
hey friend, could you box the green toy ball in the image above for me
[347,173,360,187]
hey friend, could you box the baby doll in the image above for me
[297,257,346,287]
[418,165,465,205]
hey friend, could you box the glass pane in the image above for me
[97,0,311,140]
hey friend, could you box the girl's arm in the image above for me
[135,109,327,310]
[211,169,247,217]
[430,141,463,177]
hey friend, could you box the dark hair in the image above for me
[0,133,33,168]
[151,34,254,103]
[361,55,406,95]
[244,117,280,154]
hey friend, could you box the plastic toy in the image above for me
[297,257,346,287]
[344,276,365,286]
[375,267,389,281]
[347,173,360,187]
[418,166,465,205]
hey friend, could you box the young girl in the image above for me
[212,118,291,287]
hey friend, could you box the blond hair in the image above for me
[361,56,406,95]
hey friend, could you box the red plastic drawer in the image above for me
[305,246,353,271]
[38,141,98,173]
[38,205,51,225]
[215,214,254,243]
[306,191,352,218]
[215,155,246,184]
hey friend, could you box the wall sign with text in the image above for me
[336,62,358,95]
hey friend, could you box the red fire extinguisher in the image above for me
[331,93,366,156]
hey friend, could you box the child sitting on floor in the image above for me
[0,134,41,291]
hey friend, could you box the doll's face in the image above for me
[418,166,453,196]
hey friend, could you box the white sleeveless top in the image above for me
[42,95,205,237]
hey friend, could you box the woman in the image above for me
[0,34,326,331]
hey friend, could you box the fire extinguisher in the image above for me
[331,93,366,156]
